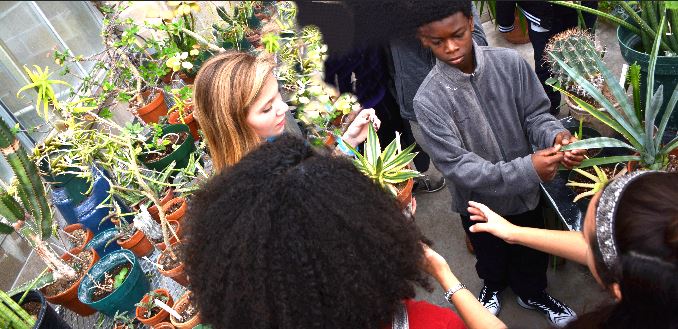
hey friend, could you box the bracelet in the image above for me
[335,137,355,157]
[443,283,467,304]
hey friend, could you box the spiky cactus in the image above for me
[545,28,606,101]
[0,118,76,280]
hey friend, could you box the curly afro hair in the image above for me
[184,134,432,329]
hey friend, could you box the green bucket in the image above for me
[139,124,197,172]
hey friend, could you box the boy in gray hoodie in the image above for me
[413,1,584,327]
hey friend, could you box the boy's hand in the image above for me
[554,131,586,169]
[531,145,563,181]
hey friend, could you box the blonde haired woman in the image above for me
[193,51,380,171]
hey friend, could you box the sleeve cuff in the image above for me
[519,154,542,184]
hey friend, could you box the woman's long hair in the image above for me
[193,51,274,171]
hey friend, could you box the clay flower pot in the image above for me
[64,223,94,253]
[136,288,174,327]
[162,197,187,222]
[168,108,200,141]
[117,229,155,257]
[156,220,182,251]
[135,188,175,222]
[153,323,176,329]
[395,178,414,210]
[42,248,100,316]
[170,292,201,329]
[137,90,168,124]
[503,9,530,44]
[157,244,189,286]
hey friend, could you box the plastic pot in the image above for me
[565,125,602,158]
[117,229,155,257]
[78,249,150,317]
[42,248,99,316]
[162,198,187,223]
[618,16,678,131]
[63,223,93,253]
[395,178,414,210]
[156,220,182,251]
[137,90,168,124]
[157,245,188,286]
[139,124,196,172]
[135,289,174,327]
[170,292,201,329]
[168,109,200,141]
[10,290,72,329]
[85,228,121,258]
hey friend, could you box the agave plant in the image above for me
[567,164,627,202]
[0,290,35,329]
[549,13,678,170]
[343,124,421,197]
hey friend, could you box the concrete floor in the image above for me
[0,11,627,329]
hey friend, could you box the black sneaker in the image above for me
[478,285,502,315]
[517,292,577,328]
[413,175,446,193]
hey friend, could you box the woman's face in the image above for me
[583,190,604,286]
[246,74,289,139]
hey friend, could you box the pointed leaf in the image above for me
[645,86,663,155]
[646,12,666,120]
[656,82,678,150]
[560,137,636,151]
[575,155,641,169]
[572,168,599,181]
[661,135,678,155]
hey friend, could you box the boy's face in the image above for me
[418,12,475,74]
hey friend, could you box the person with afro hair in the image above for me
[183,134,506,329]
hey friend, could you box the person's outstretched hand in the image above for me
[420,243,450,279]
[531,145,564,181]
[467,201,517,243]
[554,131,585,169]
[341,108,381,147]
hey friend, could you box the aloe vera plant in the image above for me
[548,12,678,170]
[343,124,421,197]
[0,118,77,282]
[567,165,627,202]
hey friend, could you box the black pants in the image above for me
[527,4,598,115]
[461,204,548,298]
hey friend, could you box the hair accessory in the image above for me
[444,282,467,304]
[595,170,657,271]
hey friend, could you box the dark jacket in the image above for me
[496,1,598,32]
[413,44,566,215]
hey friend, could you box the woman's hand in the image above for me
[341,108,381,147]
[467,201,517,243]
[420,243,450,279]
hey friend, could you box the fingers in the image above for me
[469,223,487,233]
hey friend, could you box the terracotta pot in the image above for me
[137,90,168,124]
[162,197,187,222]
[135,188,175,222]
[153,323,176,329]
[627,148,678,172]
[170,292,201,329]
[168,108,200,141]
[395,178,414,210]
[156,220,182,251]
[117,229,155,257]
[503,9,530,44]
[324,134,336,147]
[42,248,100,316]
[178,71,195,84]
[157,244,189,286]
[136,288,174,326]
[64,223,94,253]
[161,71,175,85]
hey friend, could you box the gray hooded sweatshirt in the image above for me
[413,44,566,216]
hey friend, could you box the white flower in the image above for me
[179,52,189,60]
[181,61,193,69]
[318,94,330,103]
[189,49,199,56]
[298,96,310,104]
[308,85,322,95]
[351,103,362,111]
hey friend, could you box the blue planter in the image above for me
[85,228,121,258]
[52,166,130,234]
[77,250,150,317]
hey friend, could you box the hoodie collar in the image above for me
[435,41,484,82]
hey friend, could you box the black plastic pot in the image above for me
[10,290,71,329]
[565,125,602,158]
[139,124,196,172]
[618,16,678,131]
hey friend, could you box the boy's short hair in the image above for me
[413,0,472,28]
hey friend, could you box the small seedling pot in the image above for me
[162,198,187,223]
[137,90,168,124]
[11,289,72,329]
[78,249,150,317]
[64,223,94,253]
[395,178,414,210]
[156,220,182,251]
[42,248,99,316]
[117,229,155,257]
[135,288,174,327]
[168,108,200,141]
[157,244,189,287]
[170,292,201,329]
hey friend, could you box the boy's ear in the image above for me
[469,15,474,32]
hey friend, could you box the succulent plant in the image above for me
[545,28,606,101]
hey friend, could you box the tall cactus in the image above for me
[545,28,606,101]
[0,118,76,280]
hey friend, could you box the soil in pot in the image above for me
[117,229,154,257]
[21,301,41,318]
[667,154,678,173]
[152,220,181,250]
[159,247,183,271]
[178,295,198,324]
[143,132,189,163]
[43,250,94,297]
[66,228,88,248]
[90,262,132,302]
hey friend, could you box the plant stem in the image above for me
[28,234,77,281]
[181,27,225,53]
[0,290,34,329]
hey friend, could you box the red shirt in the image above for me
[388,299,467,329]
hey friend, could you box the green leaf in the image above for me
[656,83,678,151]
[644,86,663,156]
[560,137,636,151]
[0,222,13,234]
[7,271,55,297]
[645,11,666,120]
[574,155,642,169]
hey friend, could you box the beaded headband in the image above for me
[595,170,657,271]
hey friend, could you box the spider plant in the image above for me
[549,12,678,170]
[16,65,70,119]
[566,164,627,202]
[343,124,421,197]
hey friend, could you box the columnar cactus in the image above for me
[545,28,606,100]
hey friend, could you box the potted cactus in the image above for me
[1,289,71,329]
[548,18,678,172]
